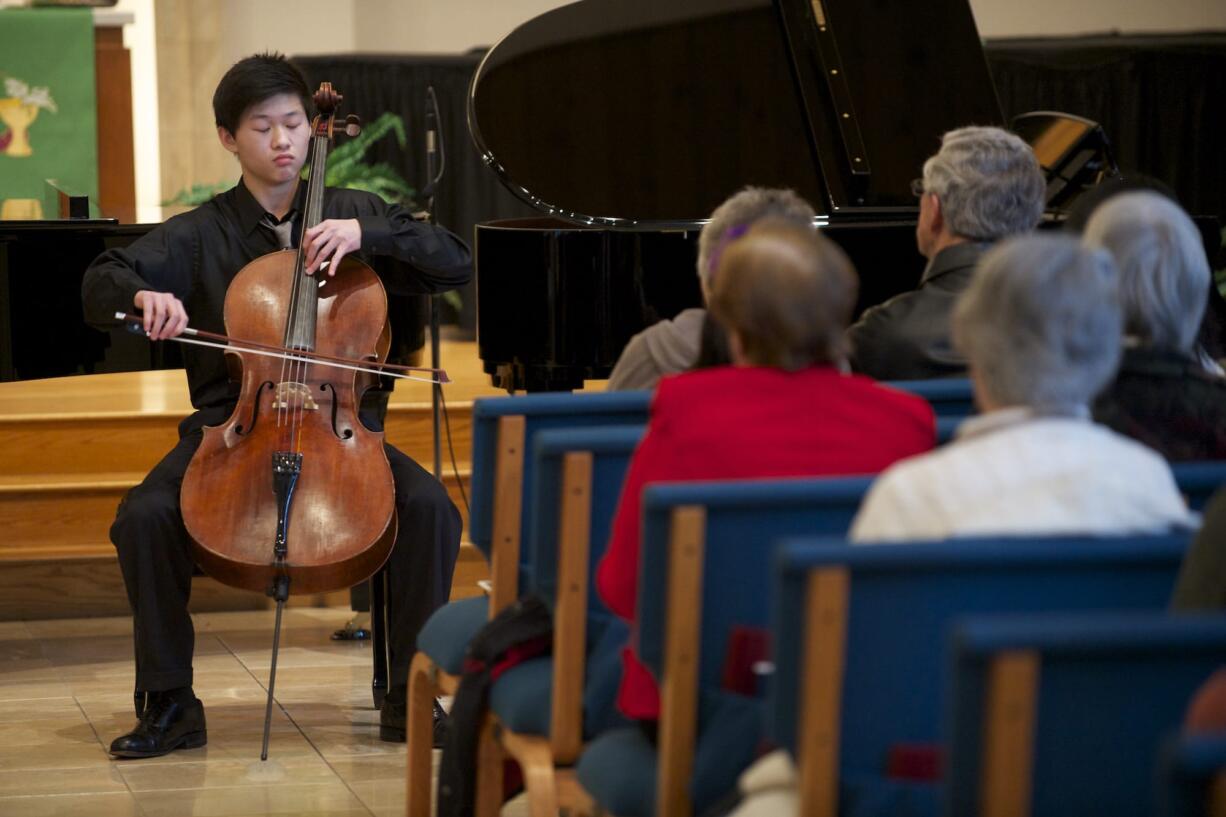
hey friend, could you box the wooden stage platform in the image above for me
[0,340,605,620]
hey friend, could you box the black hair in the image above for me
[212,52,312,135]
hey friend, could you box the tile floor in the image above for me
[0,608,527,817]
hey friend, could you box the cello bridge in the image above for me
[272,382,319,410]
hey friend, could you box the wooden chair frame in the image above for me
[570,503,749,817]
[653,507,860,817]
[796,567,850,817]
[791,570,1040,817]
[654,505,707,817]
[474,450,596,817]
[979,650,1040,817]
[406,414,525,817]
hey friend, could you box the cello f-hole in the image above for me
[319,382,353,440]
[235,380,275,436]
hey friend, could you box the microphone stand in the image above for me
[423,86,445,481]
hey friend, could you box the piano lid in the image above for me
[469,0,1004,227]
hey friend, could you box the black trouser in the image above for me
[111,428,461,693]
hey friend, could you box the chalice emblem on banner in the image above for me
[0,76,58,158]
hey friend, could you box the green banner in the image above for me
[0,8,98,220]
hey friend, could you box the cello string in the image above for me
[292,130,327,456]
[284,133,316,453]
[278,211,309,438]
[280,167,313,439]
[301,130,331,454]
[297,170,317,451]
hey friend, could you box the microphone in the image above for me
[420,85,447,481]
[420,86,444,202]
[423,117,437,200]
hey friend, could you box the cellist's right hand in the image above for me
[134,290,189,341]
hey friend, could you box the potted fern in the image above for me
[165,112,416,207]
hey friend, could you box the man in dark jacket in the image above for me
[846,126,1046,381]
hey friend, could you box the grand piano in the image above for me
[0,219,167,382]
[470,0,1004,392]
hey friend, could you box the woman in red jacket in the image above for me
[595,219,936,722]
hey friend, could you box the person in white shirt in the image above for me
[851,233,1197,543]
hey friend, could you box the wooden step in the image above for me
[0,468,472,562]
[0,403,472,480]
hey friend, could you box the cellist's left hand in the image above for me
[303,218,361,276]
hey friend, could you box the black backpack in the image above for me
[436,595,554,817]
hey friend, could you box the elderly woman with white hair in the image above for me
[1082,191,1226,460]
[850,233,1195,542]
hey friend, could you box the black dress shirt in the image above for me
[82,180,471,433]
[845,242,989,381]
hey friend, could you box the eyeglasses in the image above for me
[909,178,926,198]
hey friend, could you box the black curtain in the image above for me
[985,32,1226,230]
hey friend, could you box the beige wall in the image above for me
[155,0,358,210]
[970,0,1226,37]
[156,0,225,210]
[353,0,566,54]
[347,0,1226,53]
[216,0,357,62]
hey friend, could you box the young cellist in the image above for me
[82,52,464,758]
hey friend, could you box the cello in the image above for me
[177,83,398,759]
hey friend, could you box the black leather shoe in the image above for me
[110,692,207,759]
[379,688,447,748]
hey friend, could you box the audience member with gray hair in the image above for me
[851,234,1194,542]
[606,186,816,391]
[1065,175,1226,364]
[1083,191,1226,460]
[1085,192,1210,351]
[846,125,1046,380]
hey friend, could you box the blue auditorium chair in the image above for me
[468,391,651,592]
[1158,732,1226,817]
[406,391,648,817]
[575,475,875,817]
[473,425,643,815]
[946,613,1226,817]
[770,533,1192,817]
[889,378,976,418]
[1172,461,1226,511]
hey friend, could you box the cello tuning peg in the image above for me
[344,114,362,137]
